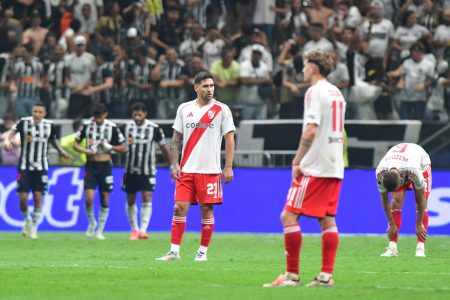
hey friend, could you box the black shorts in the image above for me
[122,173,156,194]
[17,170,48,193]
[84,161,113,192]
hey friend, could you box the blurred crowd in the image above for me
[1,0,450,124]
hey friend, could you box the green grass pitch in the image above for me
[0,232,449,300]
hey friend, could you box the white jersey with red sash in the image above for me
[173,99,235,174]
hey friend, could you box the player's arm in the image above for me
[170,130,183,179]
[414,187,428,241]
[73,126,96,157]
[223,131,235,184]
[380,191,398,239]
[3,120,21,150]
[50,138,71,159]
[291,123,318,183]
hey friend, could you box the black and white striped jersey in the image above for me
[14,58,43,98]
[94,62,113,105]
[13,117,57,171]
[157,59,185,100]
[47,59,68,99]
[75,119,126,152]
[126,58,156,101]
[123,120,166,176]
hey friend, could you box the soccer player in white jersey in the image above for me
[156,71,235,261]
[376,143,431,257]
[3,102,70,239]
[264,50,346,288]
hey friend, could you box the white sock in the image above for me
[318,272,332,281]
[389,241,397,249]
[126,204,138,231]
[85,205,96,226]
[31,208,43,232]
[417,242,425,249]
[97,207,109,233]
[198,245,208,255]
[170,243,180,253]
[140,202,152,233]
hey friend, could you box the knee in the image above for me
[280,210,295,226]
[173,203,187,216]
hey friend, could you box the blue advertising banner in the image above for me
[0,167,449,234]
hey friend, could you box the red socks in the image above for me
[321,227,339,274]
[171,216,186,245]
[201,216,215,247]
[391,209,402,243]
[284,224,302,275]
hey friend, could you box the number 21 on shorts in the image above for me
[207,183,218,198]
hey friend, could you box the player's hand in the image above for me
[100,140,113,152]
[60,150,71,160]
[416,224,427,241]
[222,167,233,184]
[84,149,96,157]
[292,165,302,184]
[170,164,181,180]
[3,139,12,151]
[386,223,398,240]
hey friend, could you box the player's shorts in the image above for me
[393,164,432,197]
[16,170,48,193]
[121,173,156,193]
[84,161,113,192]
[175,173,222,204]
[284,175,342,218]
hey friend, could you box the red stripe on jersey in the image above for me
[180,104,222,168]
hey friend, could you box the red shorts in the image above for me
[284,176,342,218]
[175,173,223,204]
[393,165,432,197]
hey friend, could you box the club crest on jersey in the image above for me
[186,112,193,117]
[208,110,215,119]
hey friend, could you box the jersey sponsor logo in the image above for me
[185,122,215,129]
[328,137,343,144]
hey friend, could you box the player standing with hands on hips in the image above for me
[156,71,235,262]
[264,50,346,288]
[376,143,431,257]
[73,103,127,240]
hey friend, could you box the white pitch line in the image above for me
[357,271,450,276]
[372,285,450,291]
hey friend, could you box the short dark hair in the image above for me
[382,171,400,192]
[33,101,46,109]
[72,118,82,131]
[131,102,147,113]
[92,103,108,116]
[194,71,214,84]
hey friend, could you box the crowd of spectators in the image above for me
[1,0,450,123]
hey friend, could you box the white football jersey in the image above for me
[300,79,346,178]
[173,99,235,173]
[376,143,431,193]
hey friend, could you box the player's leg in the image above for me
[126,193,140,240]
[17,171,32,236]
[381,190,405,257]
[29,191,43,239]
[264,178,305,287]
[195,203,214,261]
[416,167,431,257]
[123,173,139,239]
[96,191,110,240]
[95,163,114,240]
[139,191,153,239]
[155,200,190,261]
[305,216,338,287]
[84,189,97,237]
